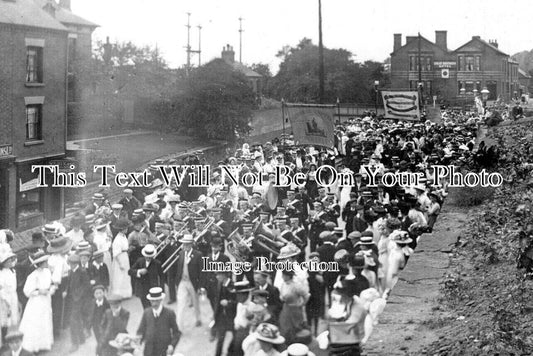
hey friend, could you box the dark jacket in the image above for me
[213,279,236,331]
[175,249,203,290]
[89,261,110,288]
[88,298,110,340]
[66,266,92,304]
[128,258,163,299]
[137,307,180,356]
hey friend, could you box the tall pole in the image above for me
[318,0,325,103]
[239,17,244,64]
[417,32,423,111]
[197,25,202,66]
[186,12,191,74]
[281,99,286,139]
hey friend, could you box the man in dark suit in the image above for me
[253,270,282,321]
[211,271,236,356]
[128,244,163,309]
[352,205,368,233]
[89,250,110,289]
[317,231,339,299]
[3,331,33,356]
[65,254,92,352]
[101,295,129,356]
[118,188,141,219]
[175,234,204,329]
[201,238,231,313]
[88,285,110,356]
[137,287,181,356]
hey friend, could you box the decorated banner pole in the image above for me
[281,98,286,140]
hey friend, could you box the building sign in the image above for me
[284,103,335,147]
[19,178,40,192]
[381,91,420,121]
[0,145,13,157]
[434,61,456,69]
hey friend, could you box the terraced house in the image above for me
[0,0,95,230]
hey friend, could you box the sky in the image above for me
[72,0,533,73]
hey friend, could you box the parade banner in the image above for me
[284,103,335,147]
[381,91,420,121]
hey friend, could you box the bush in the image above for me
[448,186,495,207]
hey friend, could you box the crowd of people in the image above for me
[0,108,503,356]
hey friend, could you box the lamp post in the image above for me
[374,80,379,116]
[481,87,489,107]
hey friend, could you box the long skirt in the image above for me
[19,294,53,352]
[109,254,132,299]
[279,303,306,344]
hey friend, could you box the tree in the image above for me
[269,38,387,104]
[172,59,256,140]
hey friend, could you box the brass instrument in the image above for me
[226,228,253,262]
[154,223,188,259]
[161,217,213,274]
[253,221,282,256]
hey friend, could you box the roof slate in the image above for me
[0,0,67,31]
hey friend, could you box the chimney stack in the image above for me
[221,44,235,64]
[435,30,447,50]
[393,33,402,52]
[489,39,498,48]
[59,0,71,10]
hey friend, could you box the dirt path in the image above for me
[363,207,467,355]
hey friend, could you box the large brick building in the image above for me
[390,31,520,104]
[0,0,94,230]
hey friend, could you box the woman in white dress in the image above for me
[109,219,132,299]
[19,251,55,353]
[92,219,112,269]
[0,247,19,346]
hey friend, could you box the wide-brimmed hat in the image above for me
[230,280,254,294]
[4,330,24,343]
[141,244,156,258]
[281,343,316,356]
[277,243,301,260]
[112,219,132,231]
[47,235,73,254]
[92,193,105,200]
[0,247,16,264]
[67,254,80,264]
[146,287,165,301]
[178,234,194,244]
[94,218,108,230]
[390,231,413,245]
[30,251,49,266]
[109,333,138,351]
[254,323,285,344]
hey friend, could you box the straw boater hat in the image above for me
[230,280,255,294]
[178,234,194,244]
[390,231,413,245]
[76,240,92,252]
[141,244,156,258]
[277,243,301,260]
[355,235,374,246]
[92,193,105,200]
[47,235,73,254]
[30,251,49,266]
[146,287,165,301]
[107,294,123,304]
[41,223,59,235]
[254,323,285,345]
[111,203,123,210]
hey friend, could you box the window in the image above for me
[409,56,417,71]
[474,56,481,71]
[26,105,42,141]
[465,56,475,71]
[458,56,464,71]
[425,57,432,71]
[26,47,43,83]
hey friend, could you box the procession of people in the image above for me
[0,106,518,356]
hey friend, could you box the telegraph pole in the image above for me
[239,17,244,64]
[197,25,202,66]
[318,0,325,103]
[185,12,191,74]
